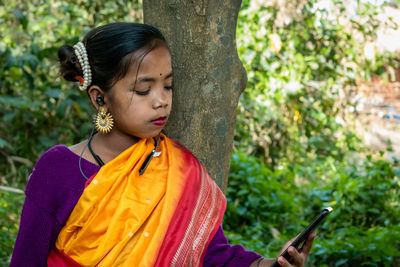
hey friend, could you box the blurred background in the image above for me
[0,0,399,266]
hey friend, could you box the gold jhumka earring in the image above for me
[95,97,114,134]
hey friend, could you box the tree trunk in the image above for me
[143,0,246,192]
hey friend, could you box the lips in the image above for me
[151,116,167,126]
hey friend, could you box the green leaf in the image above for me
[0,138,12,150]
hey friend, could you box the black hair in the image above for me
[58,22,168,92]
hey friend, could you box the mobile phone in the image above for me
[271,207,333,267]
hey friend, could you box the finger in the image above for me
[280,237,296,254]
[288,246,303,266]
[277,256,292,267]
[301,231,316,256]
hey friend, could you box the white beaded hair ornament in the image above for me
[73,41,92,91]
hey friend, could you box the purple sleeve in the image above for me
[203,226,262,267]
[10,196,62,267]
[10,145,99,267]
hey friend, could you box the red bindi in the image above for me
[160,73,162,76]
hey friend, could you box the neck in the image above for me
[91,129,141,163]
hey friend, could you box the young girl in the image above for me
[10,22,315,267]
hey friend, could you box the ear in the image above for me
[88,85,108,109]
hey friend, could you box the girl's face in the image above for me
[107,45,173,139]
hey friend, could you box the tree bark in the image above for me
[143,0,246,192]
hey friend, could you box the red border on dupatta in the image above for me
[154,145,227,267]
[48,248,82,267]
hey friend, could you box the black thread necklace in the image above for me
[87,132,105,167]
[87,133,160,175]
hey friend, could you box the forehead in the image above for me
[130,45,172,78]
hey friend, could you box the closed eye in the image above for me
[135,89,150,96]
[164,86,173,90]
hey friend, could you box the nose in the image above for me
[153,88,169,109]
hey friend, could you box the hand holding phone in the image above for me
[271,207,333,267]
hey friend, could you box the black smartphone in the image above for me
[270,207,333,267]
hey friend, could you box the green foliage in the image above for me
[224,152,400,266]
[224,152,304,255]
[330,157,400,229]
[225,0,400,266]
[0,192,24,265]
[234,0,395,167]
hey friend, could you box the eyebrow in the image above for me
[137,72,173,83]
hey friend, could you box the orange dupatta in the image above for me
[51,135,226,266]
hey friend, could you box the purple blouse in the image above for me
[10,145,261,266]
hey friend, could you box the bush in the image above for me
[225,1,400,265]
[234,0,397,166]
[224,151,400,266]
[0,192,24,265]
